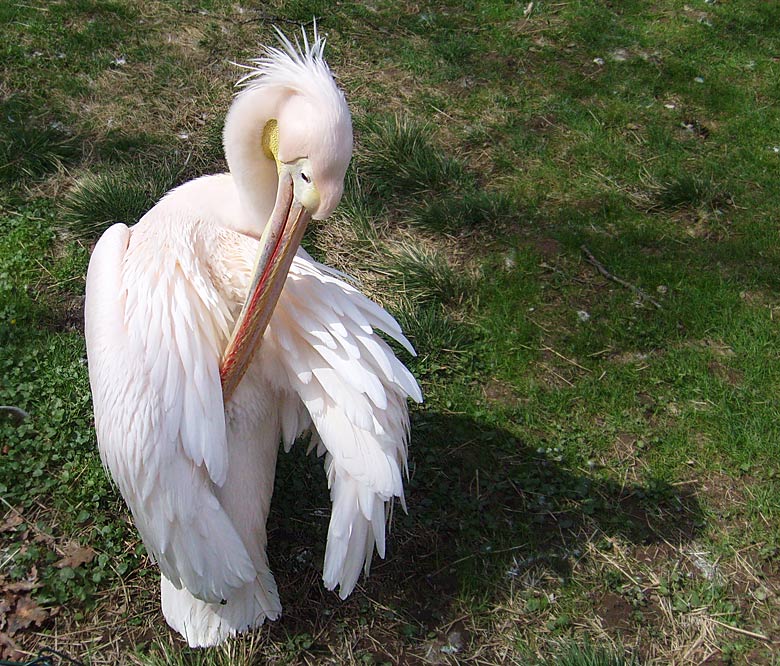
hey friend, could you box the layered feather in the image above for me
[262,252,422,598]
[86,221,258,604]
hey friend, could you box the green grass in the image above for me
[0,97,80,187]
[62,158,191,240]
[1,1,779,664]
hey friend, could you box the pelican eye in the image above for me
[286,158,320,212]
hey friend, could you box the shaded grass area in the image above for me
[1,0,779,664]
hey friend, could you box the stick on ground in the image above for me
[581,245,662,309]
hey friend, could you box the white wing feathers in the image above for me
[264,254,422,598]
[85,223,257,604]
[86,220,421,609]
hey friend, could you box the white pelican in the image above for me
[84,29,421,647]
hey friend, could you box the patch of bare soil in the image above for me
[482,378,520,407]
[707,359,744,386]
[597,591,633,632]
[697,470,749,516]
[524,114,560,136]
[533,237,563,260]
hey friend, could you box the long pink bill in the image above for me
[220,170,312,403]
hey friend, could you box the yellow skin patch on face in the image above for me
[262,119,281,170]
[262,119,321,213]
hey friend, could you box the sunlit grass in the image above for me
[378,241,469,306]
[61,159,189,240]
[357,115,467,196]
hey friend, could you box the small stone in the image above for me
[504,249,517,270]
[609,48,629,62]
[577,310,591,322]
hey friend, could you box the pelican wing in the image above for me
[262,251,422,598]
[85,222,257,603]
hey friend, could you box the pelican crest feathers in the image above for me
[234,24,341,103]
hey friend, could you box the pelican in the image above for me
[84,28,421,647]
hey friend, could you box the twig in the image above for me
[580,245,662,309]
[599,551,643,588]
[538,362,574,386]
[541,345,591,373]
[709,618,772,643]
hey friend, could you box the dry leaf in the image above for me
[0,597,10,630]
[2,579,39,593]
[0,630,22,660]
[2,566,40,594]
[7,595,48,634]
[0,512,22,533]
[55,542,95,569]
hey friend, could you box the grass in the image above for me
[1,1,779,664]
[62,157,193,240]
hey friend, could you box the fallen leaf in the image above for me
[0,512,23,533]
[2,565,40,595]
[7,595,48,634]
[0,596,10,629]
[0,631,22,660]
[55,542,95,569]
[2,579,39,593]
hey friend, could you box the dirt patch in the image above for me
[696,338,736,357]
[483,378,520,407]
[609,350,655,365]
[533,237,563,259]
[632,542,678,567]
[707,359,744,386]
[50,295,85,334]
[525,114,560,135]
[615,431,637,450]
[597,591,634,631]
[534,359,578,390]
[697,470,748,515]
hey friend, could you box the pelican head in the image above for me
[220,28,353,401]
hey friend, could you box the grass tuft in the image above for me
[333,170,384,243]
[0,99,79,184]
[413,189,518,234]
[358,116,467,196]
[392,300,474,376]
[61,159,189,240]
[379,241,468,305]
[641,173,732,213]
[545,642,639,666]
[658,174,730,212]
